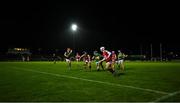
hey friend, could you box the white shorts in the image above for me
[66,59,71,62]
[106,61,112,65]
[85,60,91,63]
[117,60,124,64]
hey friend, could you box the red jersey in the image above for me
[83,55,91,62]
[102,50,111,62]
[76,54,80,59]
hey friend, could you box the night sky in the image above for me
[0,2,179,54]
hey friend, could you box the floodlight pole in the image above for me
[71,24,77,53]
[73,31,75,52]
[160,43,162,61]
[140,44,143,55]
[150,43,153,61]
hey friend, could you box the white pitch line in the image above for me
[14,68,169,95]
[151,90,180,102]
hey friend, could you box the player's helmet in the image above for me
[100,47,105,52]
[112,51,115,54]
[83,51,87,54]
[93,51,97,55]
[67,48,71,51]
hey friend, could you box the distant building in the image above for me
[7,48,31,55]
[7,48,32,61]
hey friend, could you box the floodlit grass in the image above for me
[0,61,180,102]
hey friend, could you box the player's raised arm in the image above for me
[79,52,86,60]
[64,52,67,57]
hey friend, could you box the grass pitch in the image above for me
[0,61,180,102]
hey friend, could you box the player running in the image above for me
[75,52,81,62]
[79,51,91,71]
[64,48,73,70]
[111,51,117,70]
[52,53,57,64]
[98,47,116,75]
[117,50,127,72]
[92,50,104,71]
